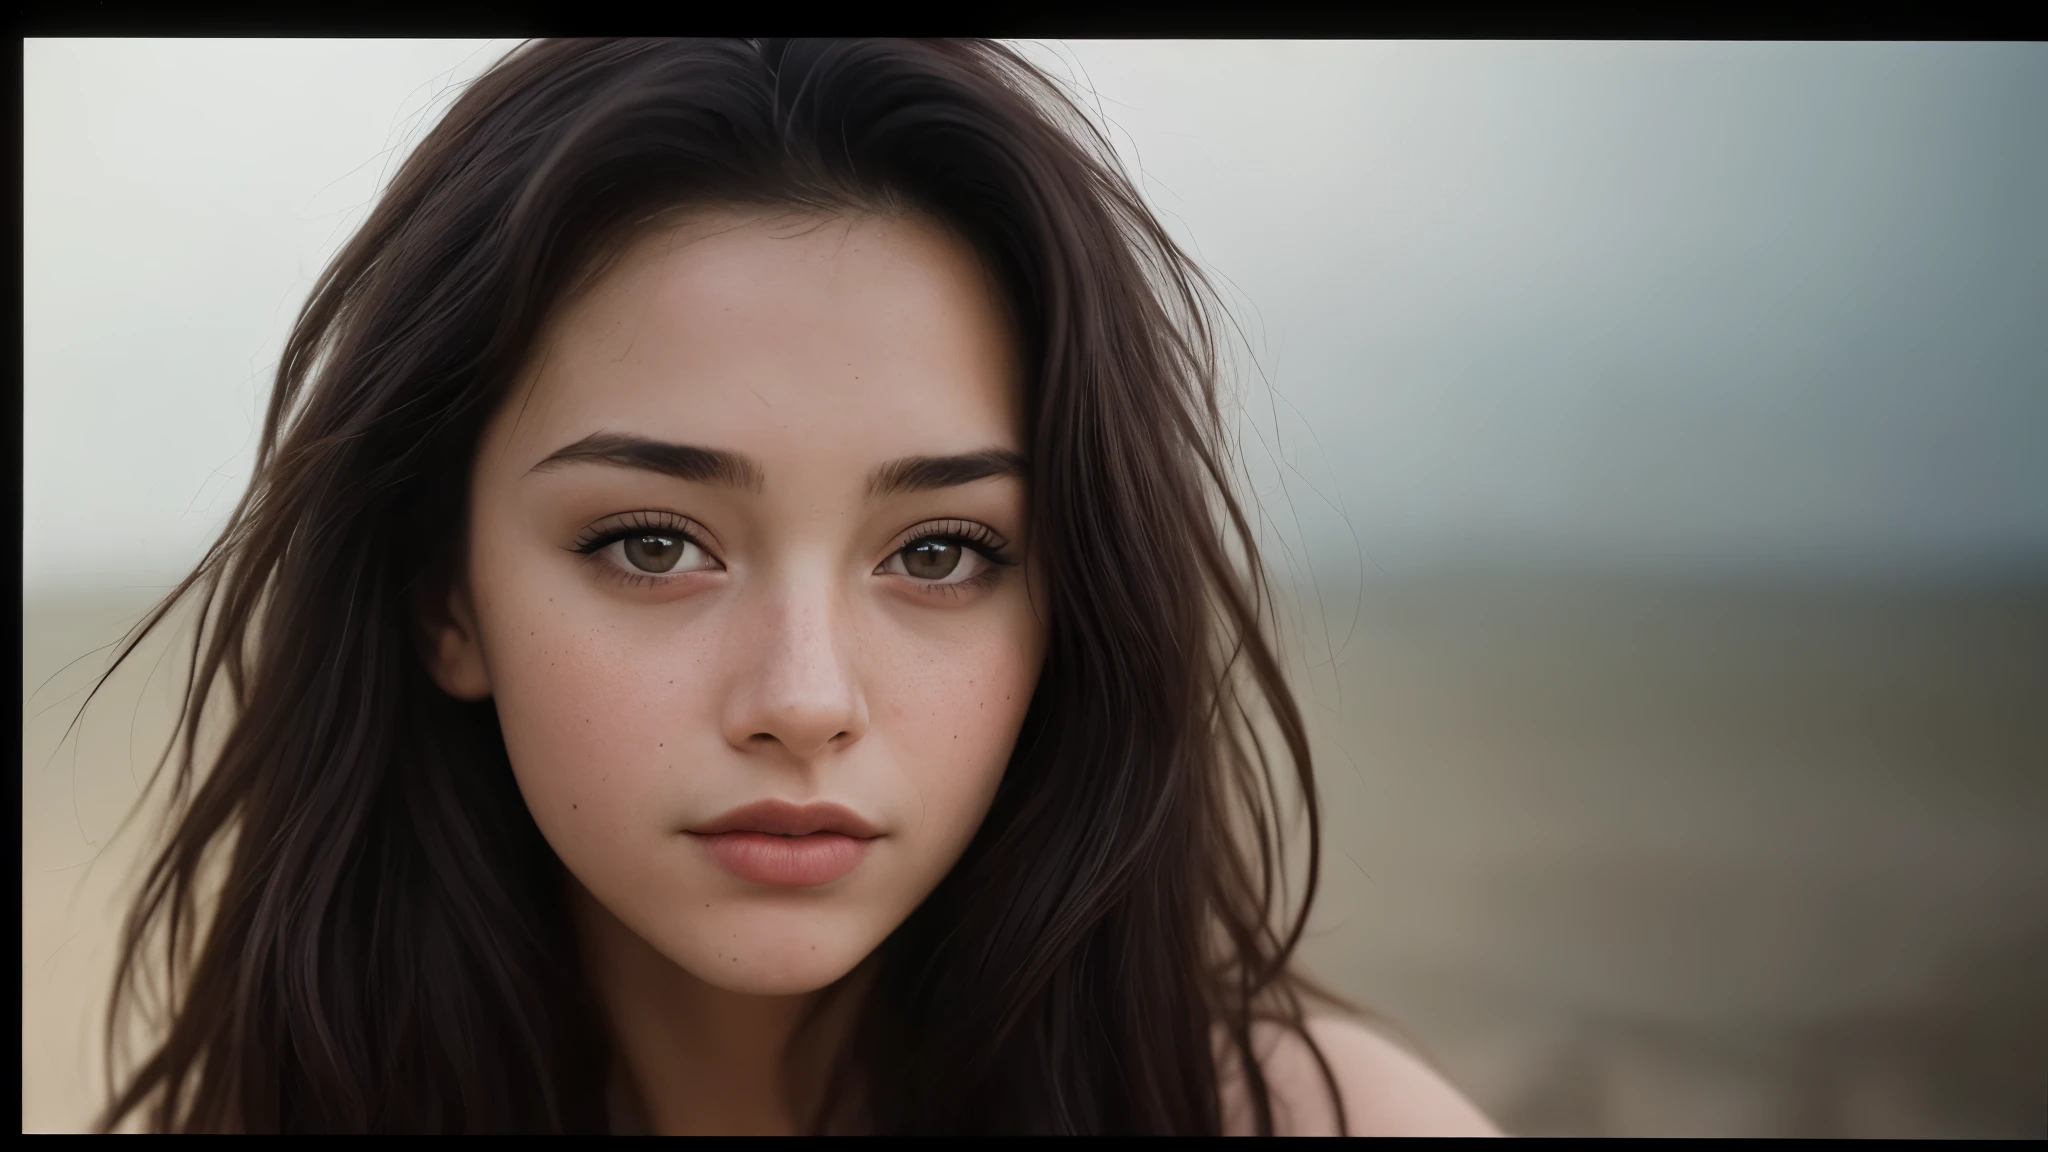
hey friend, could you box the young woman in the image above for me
[97,38,1497,1135]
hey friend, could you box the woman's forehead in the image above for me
[489,208,1026,484]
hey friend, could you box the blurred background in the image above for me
[21,39,2048,1135]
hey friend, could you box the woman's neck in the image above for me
[569,882,855,1135]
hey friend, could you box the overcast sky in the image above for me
[22,39,2048,595]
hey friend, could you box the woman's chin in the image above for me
[677,942,869,997]
[653,911,885,997]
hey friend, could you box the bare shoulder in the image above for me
[1218,1016,1501,1137]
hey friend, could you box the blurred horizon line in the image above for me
[22,558,2048,616]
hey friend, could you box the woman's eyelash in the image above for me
[567,513,1014,574]
[570,511,707,555]
[897,519,1018,566]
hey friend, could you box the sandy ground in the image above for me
[21,576,2048,1135]
[1289,575,2048,1136]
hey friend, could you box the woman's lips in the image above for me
[686,800,879,887]
[693,831,872,887]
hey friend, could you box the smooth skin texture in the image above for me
[428,207,1496,1136]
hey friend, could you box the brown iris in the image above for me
[902,538,962,580]
[622,534,685,572]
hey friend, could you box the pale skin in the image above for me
[428,207,1497,1136]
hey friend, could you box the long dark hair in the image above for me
[97,38,1339,1134]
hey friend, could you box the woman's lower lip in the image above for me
[691,831,873,887]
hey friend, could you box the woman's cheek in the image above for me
[479,589,707,867]
[880,612,1042,871]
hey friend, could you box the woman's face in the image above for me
[433,207,1045,996]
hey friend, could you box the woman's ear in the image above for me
[424,578,493,701]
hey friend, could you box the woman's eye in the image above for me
[904,539,961,579]
[605,533,715,575]
[623,534,684,572]
[883,538,986,585]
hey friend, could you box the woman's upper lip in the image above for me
[688,799,880,839]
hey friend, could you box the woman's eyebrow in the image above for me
[528,432,766,490]
[867,449,1027,498]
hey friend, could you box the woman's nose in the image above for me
[719,578,869,763]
